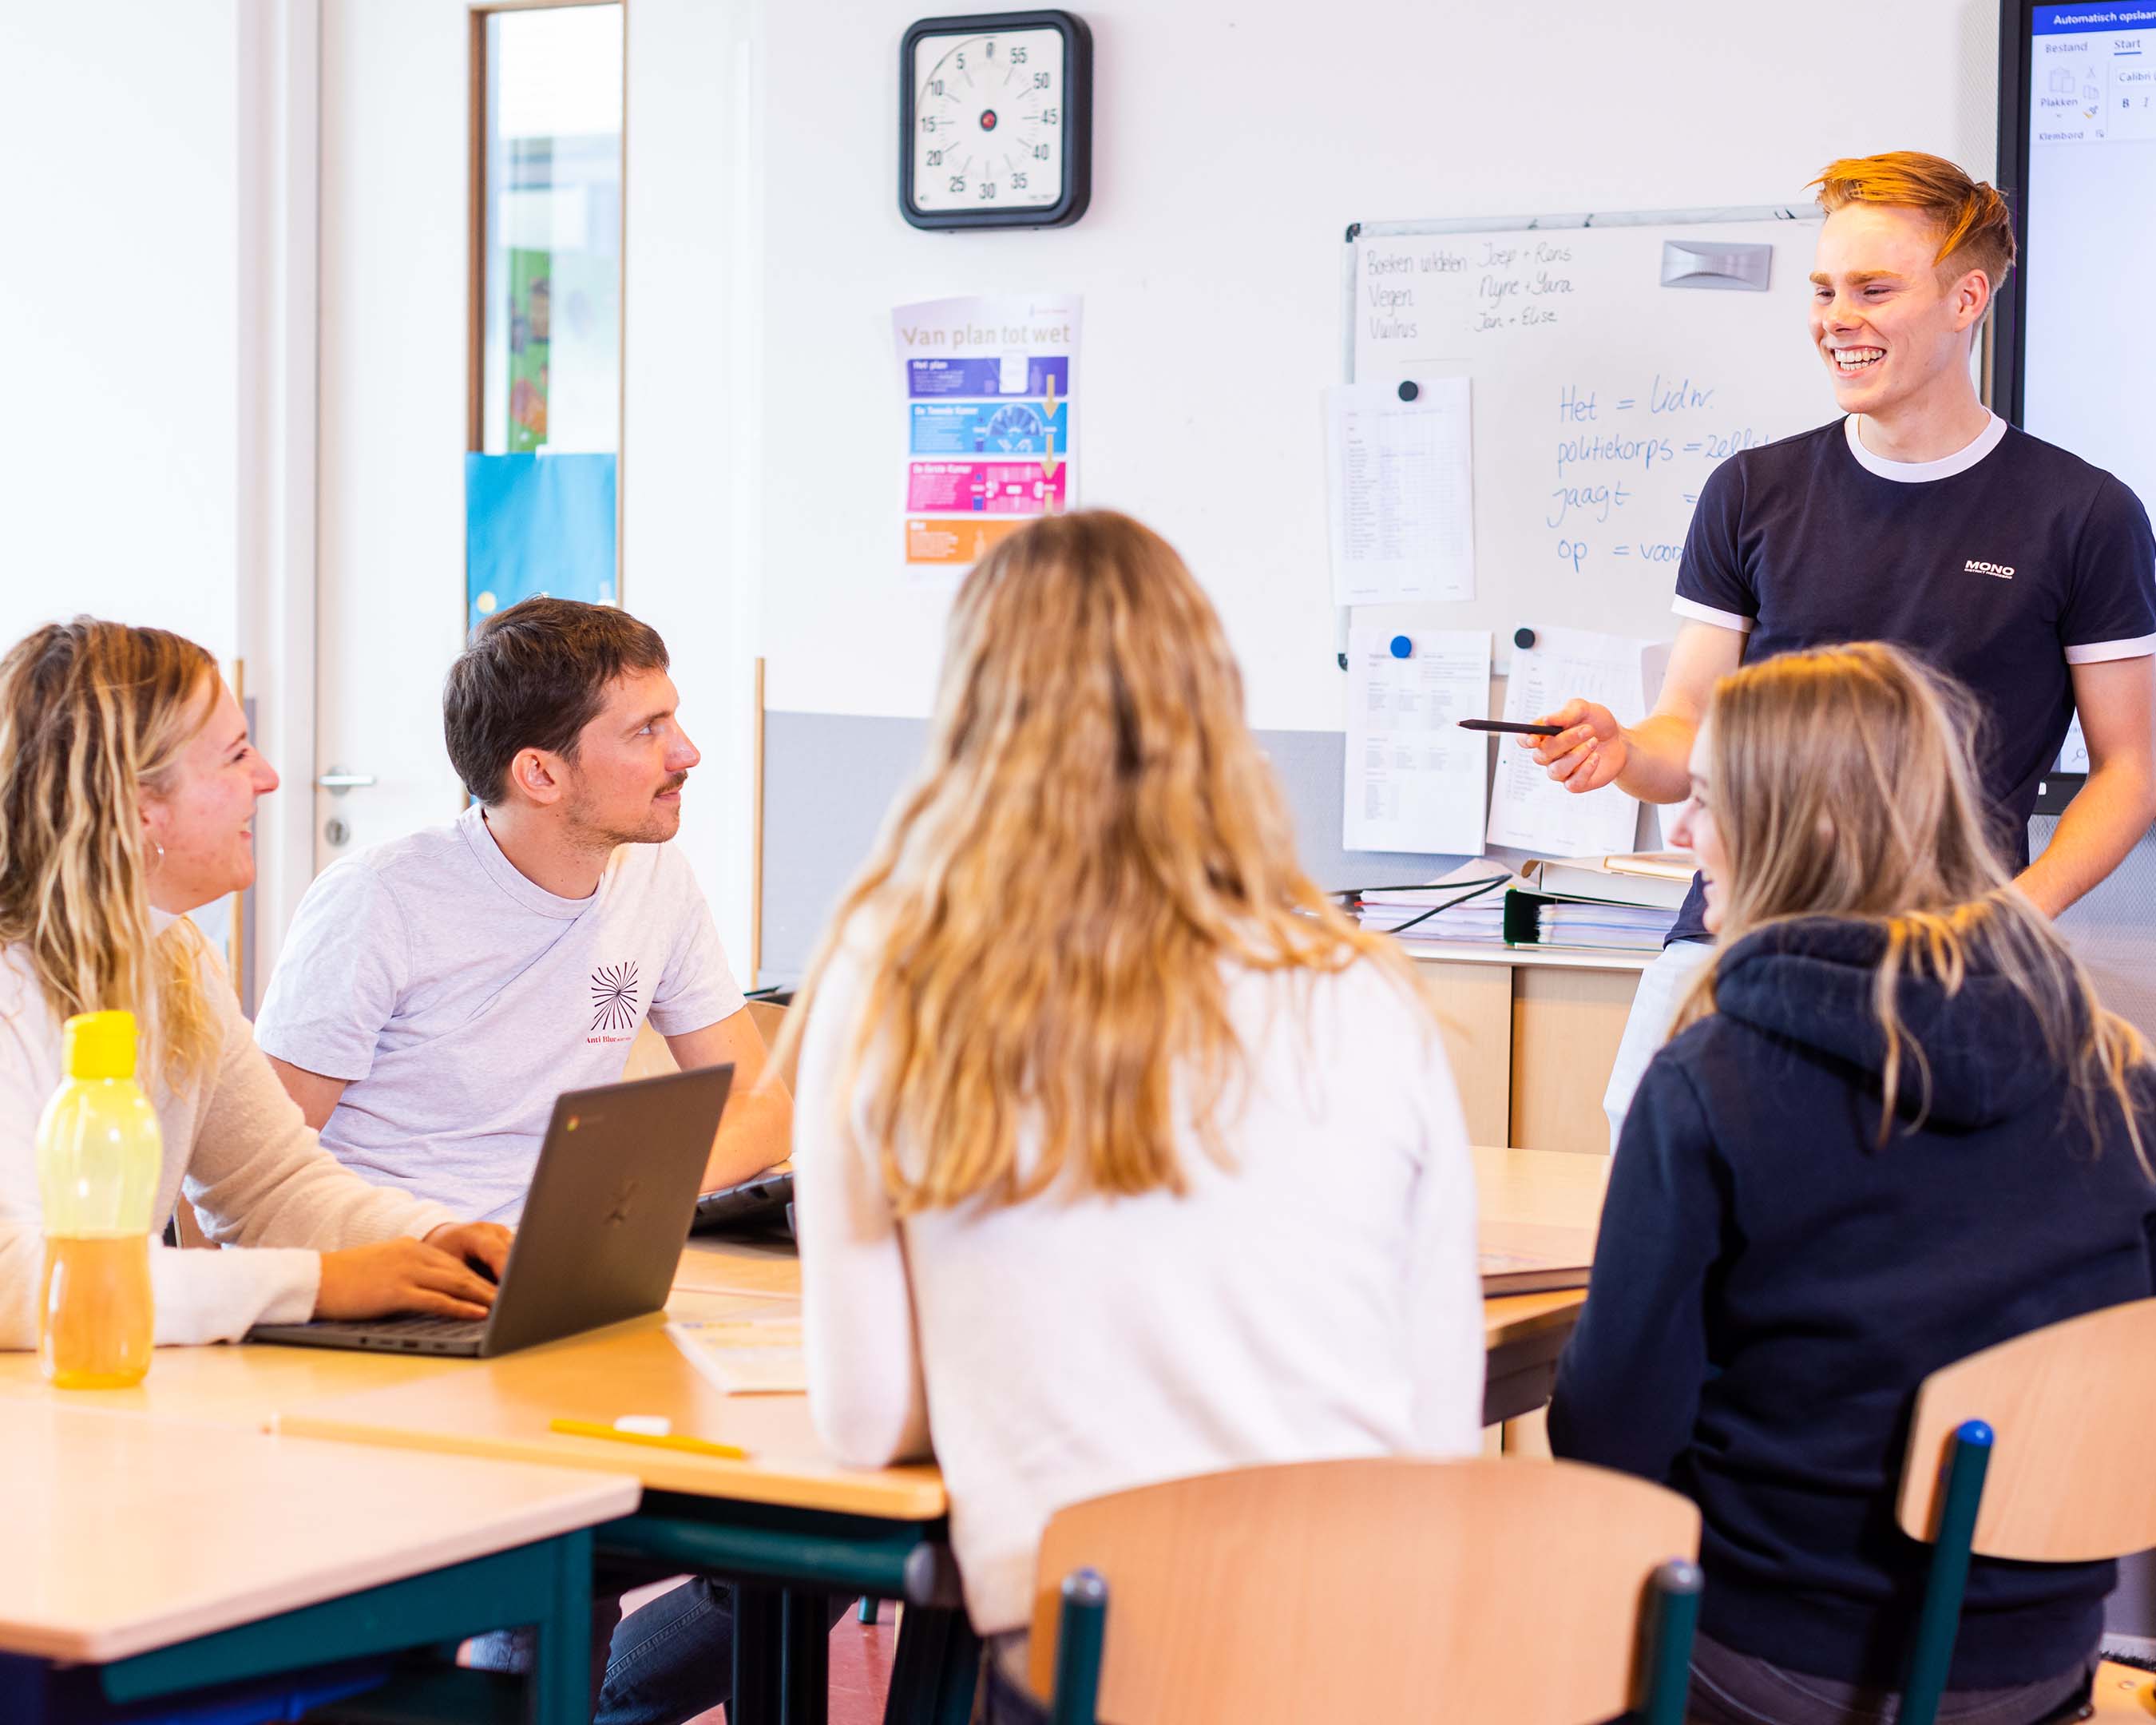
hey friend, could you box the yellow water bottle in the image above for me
[36,1011,161,1387]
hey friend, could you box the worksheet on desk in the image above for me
[1485,625,1647,859]
[1344,627,1491,854]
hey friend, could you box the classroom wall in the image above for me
[756,0,2002,736]
[0,2,244,661]
[622,0,766,978]
[751,0,2003,972]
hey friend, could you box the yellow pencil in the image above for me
[549,1417,747,1461]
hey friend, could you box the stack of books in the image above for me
[1347,852,1698,957]
[1504,851,1694,954]
[1348,861,1525,949]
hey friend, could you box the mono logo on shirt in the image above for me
[1964,558,2015,580]
[590,962,641,1034]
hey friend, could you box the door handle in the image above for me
[315,767,378,796]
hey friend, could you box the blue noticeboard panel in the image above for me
[465,452,618,633]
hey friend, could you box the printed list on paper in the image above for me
[1485,624,1651,859]
[1343,628,1492,855]
[1326,377,1475,605]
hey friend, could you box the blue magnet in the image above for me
[1389,635,1413,659]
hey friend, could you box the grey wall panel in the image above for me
[759,712,929,986]
[763,716,2156,1034]
[759,715,1484,984]
[2037,815,2156,1038]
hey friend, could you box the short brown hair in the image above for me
[1813,152,2016,291]
[443,597,669,804]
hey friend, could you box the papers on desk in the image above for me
[1325,377,1475,605]
[1342,628,1491,855]
[667,1318,807,1396]
[1486,625,1655,859]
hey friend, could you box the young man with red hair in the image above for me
[1533,151,2156,1149]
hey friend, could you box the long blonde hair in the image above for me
[1681,641,2149,1166]
[782,510,1418,1211]
[0,620,223,1085]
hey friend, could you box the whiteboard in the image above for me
[1345,208,1828,668]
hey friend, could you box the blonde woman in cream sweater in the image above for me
[0,619,507,1346]
[784,513,1486,1723]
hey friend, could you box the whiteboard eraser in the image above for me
[1660,240,1772,292]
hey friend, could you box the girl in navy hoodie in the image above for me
[1549,641,2156,1725]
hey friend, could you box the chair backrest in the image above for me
[623,1021,679,1081]
[1028,1457,1701,1725]
[622,998,797,1091]
[1897,1297,2156,1562]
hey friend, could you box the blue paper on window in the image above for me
[465,452,617,633]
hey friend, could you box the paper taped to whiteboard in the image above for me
[1485,625,1651,859]
[1325,376,1475,606]
[1343,626,1490,855]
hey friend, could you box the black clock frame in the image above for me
[899,10,1093,231]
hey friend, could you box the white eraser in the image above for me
[614,1414,672,1438]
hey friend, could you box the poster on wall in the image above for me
[893,293,1080,579]
[466,451,616,635]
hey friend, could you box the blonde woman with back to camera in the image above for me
[0,620,510,1346]
[782,510,1487,1723]
[1549,642,2156,1724]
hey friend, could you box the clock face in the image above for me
[902,13,1089,228]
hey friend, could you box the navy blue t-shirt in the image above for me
[1664,415,2156,942]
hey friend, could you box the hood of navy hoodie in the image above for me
[1710,915,2065,1130]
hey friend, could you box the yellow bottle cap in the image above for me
[62,1012,137,1081]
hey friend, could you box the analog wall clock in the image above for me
[900,10,1092,230]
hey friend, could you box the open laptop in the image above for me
[249,1065,731,1358]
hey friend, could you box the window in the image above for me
[467,2,623,627]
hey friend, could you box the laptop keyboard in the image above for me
[310,1316,489,1343]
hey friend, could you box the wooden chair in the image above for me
[1023,1457,1704,1725]
[1895,1298,2156,1725]
[623,996,796,1089]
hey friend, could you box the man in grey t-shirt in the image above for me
[256,597,798,1725]
[257,597,787,1217]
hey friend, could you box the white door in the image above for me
[303,0,758,981]
[315,0,625,870]
[315,0,474,869]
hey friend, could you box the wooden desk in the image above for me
[277,1149,1605,1604]
[4,1147,1599,1725]
[0,1402,636,1723]
[269,1284,959,1725]
[1474,1143,1607,1425]
[0,1321,467,1422]
[275,1293,943,1521]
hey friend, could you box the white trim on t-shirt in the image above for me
[2064,633,2156,665]
[1841,412,2007,483]
[1671,597,1755,634]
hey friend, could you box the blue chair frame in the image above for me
[1898,1418,1995,1725]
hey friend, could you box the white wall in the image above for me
[624,0,765,977]
[757,0,2000,732]
[0,2,243,661]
